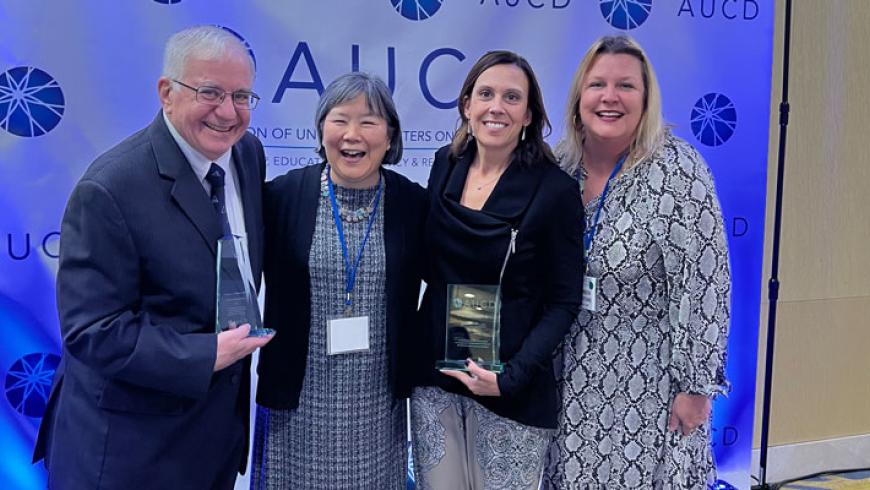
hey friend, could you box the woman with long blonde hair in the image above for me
[543,35,731,489]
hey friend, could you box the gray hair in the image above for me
[314,73,403,165]
[162,25,255,85]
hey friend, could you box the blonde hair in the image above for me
[555,35,666,175]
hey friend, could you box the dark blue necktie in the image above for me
[205,163,232,237]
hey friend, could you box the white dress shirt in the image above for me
[163,112,255,289]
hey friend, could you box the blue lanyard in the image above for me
[582,155,626,259]
[326,165,383,310]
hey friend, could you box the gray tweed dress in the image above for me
[250,178,407,490]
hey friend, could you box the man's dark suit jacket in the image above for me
[255,162,427,410]
[33,112,266,490]
[416,144,584,429]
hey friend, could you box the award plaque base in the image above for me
[436,359,504,373]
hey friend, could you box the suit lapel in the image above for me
[295,163,324,263]
[382,169,402,359]
[150,112,222,255]
[382,169,402,278]
[231,142,262,278]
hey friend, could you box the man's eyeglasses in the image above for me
[172,80,260,110]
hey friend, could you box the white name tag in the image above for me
[327,315,370,355]
[582,275,598,312]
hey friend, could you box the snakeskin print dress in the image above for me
[543,134,731,489]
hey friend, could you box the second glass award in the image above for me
[215,235,272,337]
[436,284,503,373]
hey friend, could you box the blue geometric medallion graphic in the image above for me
[217,25,257,68]
[599,0,653,30]
[5,352,60,418]
[0,66,65,137]
[691,93,737,146]
[152,0,182,4]
[390,0,443,21]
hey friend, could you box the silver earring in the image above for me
[521,126,526,141]
[467,124,473,137]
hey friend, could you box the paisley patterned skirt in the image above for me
[410,386,553,490]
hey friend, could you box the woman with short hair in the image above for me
[252,72,426,489]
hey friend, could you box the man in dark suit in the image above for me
[33,25,273,490]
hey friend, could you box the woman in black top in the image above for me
[253,73,426,489]
[410,51,583,489]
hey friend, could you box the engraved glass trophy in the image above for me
[436,284,503,373]
[215,235,272,337]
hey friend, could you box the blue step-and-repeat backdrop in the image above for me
[0,1,772,488]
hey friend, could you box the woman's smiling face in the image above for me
[578,53,645,152]
[322,94,390,189]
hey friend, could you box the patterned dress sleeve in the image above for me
[658,137,731,397]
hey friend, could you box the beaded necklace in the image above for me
[320,165,381,223]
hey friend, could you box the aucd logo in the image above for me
[0,66,65,137]
[600,0,652,30]
[391,0,443,21]
[691,92,736,146]
[218,25,257,69]
[5,352,60,418]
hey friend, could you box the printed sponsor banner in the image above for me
[0,1,771,488]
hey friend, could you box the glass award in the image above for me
[436,284,503,373]
[215,235,272,337]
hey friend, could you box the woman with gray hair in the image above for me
[542,35,731,488]
[251,72,426,489]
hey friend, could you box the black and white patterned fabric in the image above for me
[543,134,731,489]
[411,386,553,490]
[250,179,407,490]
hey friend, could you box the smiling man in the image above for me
[33,26,273,490]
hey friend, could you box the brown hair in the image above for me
[450,50,555,165]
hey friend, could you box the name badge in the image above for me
[327,315,370,355]
[581,275,598,312]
